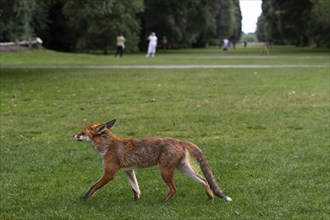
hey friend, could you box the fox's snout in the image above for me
[73,134,82,141]
[73,134,87,142]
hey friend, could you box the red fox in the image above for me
[74,119,232,202]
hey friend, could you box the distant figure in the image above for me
[263,42,270,55]
[243,41,247,48]
[162,36,168,50]
[115,34,126,57]
[223,38,229,51]
[146,32,158,57]
[267,39,273,49]
[232,38,236,49]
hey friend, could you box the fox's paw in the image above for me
[80,193,89,201]
[224,196,232,202]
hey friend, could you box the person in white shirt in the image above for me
[223,38,229,51]
[146,32,158,57]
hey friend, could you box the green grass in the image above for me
[1,44,329,66]
[0,46,329,219]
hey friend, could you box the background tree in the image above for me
[3,0,327,51]
[60,0,143,53]
[308,0,330,47]
[0,0,242,51]
[141,0,204,49]
[240,33,257,43]
[42,0,75,51]
[0,0,48,42]
[202,0,241,47]
[256,0,330,47]
[140,0,241,50]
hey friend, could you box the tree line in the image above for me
[1,0,328,52]
[0,0,241,52]
[256,0,330,47]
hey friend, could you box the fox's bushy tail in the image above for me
[187,143,232,201]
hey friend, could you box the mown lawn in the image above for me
[1,44,329,66]
[0,46,329,219]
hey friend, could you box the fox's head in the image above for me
[73,119,116,143]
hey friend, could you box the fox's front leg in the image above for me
[125,170,141,200]
[81,171,115,201]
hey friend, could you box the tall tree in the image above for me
[142,0,202,49]
[61,0,143,53]
[194,0,241,47]
[256,0,329,47]
[309,0,330,47]
[141,0,241,49]
[0,0,15,41]
[42,0,75,51]
[0,0,47,42]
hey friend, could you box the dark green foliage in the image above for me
[257,0,330,47]
[0,0,242,51]
[61,0,143,53]
[0,0,48,42]
[42,1,75,51]
[308,0,330,47]
[1,0,328,50]
[141,0,241,49]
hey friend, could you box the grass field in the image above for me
[1,45,329,219]
[1,44,329,66]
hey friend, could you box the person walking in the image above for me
[115,34,126,57]
[146,32,158,57]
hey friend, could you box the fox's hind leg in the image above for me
[159,166,177,201]
[177,159,214,200]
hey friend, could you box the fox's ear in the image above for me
[95,120,116,134]
[95,124,107,134]
[106,119,116,129]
